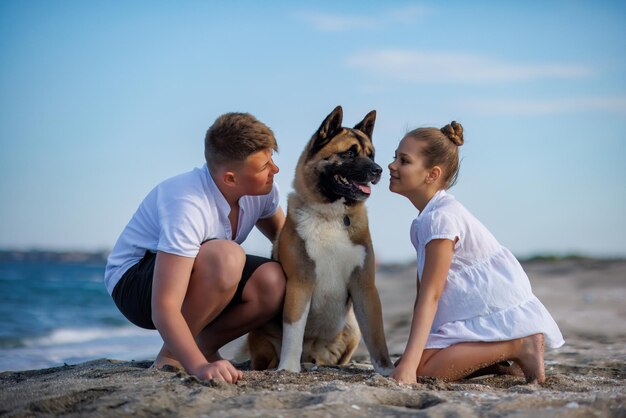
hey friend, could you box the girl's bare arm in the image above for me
[390,239,454,384]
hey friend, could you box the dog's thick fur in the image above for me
[248,106,394,376]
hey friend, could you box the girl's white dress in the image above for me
[411,190,564,349]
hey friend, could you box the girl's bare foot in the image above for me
[513,333,545,384]
[492,361,524,377]
[465,361,524,379]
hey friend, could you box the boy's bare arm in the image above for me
[255,207,286,241]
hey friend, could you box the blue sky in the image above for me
[1,1,624,262]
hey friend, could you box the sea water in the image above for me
[0,260,163,371]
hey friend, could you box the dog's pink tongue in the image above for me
[357,183,371,194]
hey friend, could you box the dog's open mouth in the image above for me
[334,174,372,195]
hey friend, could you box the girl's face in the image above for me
[388,136,431,197]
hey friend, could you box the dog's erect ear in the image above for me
[309,106,343,157]
[353,110,376,141]
[319,105,343,139]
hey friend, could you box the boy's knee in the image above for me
[249,262,286,308]
[219,243,246,273]
[195,240,246,291]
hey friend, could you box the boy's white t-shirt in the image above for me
[410,190,564,349]
[104,164,280,295]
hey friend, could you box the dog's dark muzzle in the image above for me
[319,158,383,203]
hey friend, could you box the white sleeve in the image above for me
[156,194,205,258]
[421,210,460,247]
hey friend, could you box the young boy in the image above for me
[104,112,286,384]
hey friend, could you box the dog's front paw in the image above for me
[277,366,301,373]
[372,359,395,376]
[277,359,302,373]
[375,366,395,377]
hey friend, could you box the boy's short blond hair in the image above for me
[204,113,277,170]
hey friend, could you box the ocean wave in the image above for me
[0,326,163,372]
[23,326,157,347]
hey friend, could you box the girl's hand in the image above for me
[191,360,243,384]
[389,363,418,385]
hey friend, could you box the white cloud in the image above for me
[297,11,375,31]
[384,5,429,23]
[295,5,429,32]
[459,97,626,115]
[346,50,593,83]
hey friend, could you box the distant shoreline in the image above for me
[0,250,110,265]
[0,249,623,267]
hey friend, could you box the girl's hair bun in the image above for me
[440,121,464,146]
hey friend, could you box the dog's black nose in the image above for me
[370,164,382,184]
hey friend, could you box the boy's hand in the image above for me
[192,360,243,384]
[389,363,418,385]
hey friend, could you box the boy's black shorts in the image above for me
[112,250,274,329]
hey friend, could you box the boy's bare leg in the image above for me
[153,240,286,369]
[418,333,545,383]
[153,240,246,369]
[195,261,285,360]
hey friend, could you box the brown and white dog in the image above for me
[248,106,394,376]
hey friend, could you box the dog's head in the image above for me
[294,106,382,205]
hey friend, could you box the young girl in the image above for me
[388,121,563,385]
